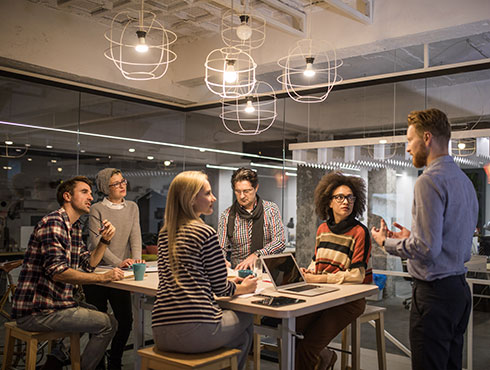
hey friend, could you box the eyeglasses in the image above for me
[83,214,106,237]
[109,179,128,188]
[332,194,356,204]
[234,188,255,196]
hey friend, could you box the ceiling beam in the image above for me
[322,0,373,25]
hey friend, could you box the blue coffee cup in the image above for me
[132,263,146,281]
[238,269,254,278]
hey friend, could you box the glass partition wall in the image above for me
[1,63,490,368]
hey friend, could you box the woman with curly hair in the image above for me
[296,171,372,370]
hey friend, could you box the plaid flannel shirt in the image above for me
[12,208,94,319]
[218,200,285,267]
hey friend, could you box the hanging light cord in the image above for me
[139,0,145,31]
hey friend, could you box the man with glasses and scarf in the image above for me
[11,176,123,370]
[218,167,285,270]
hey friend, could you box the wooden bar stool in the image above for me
[2,321,81,370]
[340,305,387,370]
[138,345,241,370]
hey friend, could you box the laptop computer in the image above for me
[261,253,339,297]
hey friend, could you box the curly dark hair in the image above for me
[314,171,367,221]
[231,167,258,189]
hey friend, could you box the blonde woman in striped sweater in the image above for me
[152,171,257,370]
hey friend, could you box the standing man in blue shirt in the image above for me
[371,108,478,370]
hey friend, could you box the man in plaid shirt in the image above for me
[218,168,285,270]
[12,176,125,370]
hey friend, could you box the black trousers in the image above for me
[410,274,471,370]
[83,285,133,367]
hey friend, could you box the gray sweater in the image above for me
[88,200,142,266]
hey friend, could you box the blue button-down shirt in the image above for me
[385,155,478,281]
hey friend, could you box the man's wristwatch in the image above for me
[100,238,111,245]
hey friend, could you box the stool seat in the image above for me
[341,305,387,370]
[2,321,80,370]
[138,346,240,370]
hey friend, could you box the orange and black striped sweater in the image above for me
[311,221,372,284]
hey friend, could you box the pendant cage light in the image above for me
[221,9,266,50]
[277,39,342,103]
[451,138,476,157]
[366,142,401,160]
[104,0,177,80]
[205,47,257,98]
[220,81,277,135]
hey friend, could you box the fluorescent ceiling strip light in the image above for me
[339,166,361,172]
[249,162,297,171]
[285,172,297,177]
[206,164,239,171]
[0,120,305,165]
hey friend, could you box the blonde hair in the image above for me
[162,171,208,274]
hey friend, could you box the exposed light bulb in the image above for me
[128,148,136,152]
[147,155,154,160]
[303,57,316,77]
[224,59,237,83]
[244,99,255,113]
[458,142,466,150]
[5,140,13,145]
[164,160,172,166]
[135,30,149,53]
[236,15,252,41]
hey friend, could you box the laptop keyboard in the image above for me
[287,284,319,292]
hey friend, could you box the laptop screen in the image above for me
[262,254,305,288]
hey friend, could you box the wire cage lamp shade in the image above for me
[104,5,177,80]
[205,47,257,98]
[220,81,277,135]
[451,138,476,157]
[221,9,266,50]
[277,39,342,103]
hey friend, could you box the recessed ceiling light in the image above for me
[3,166,12,170]
[163,160,172,166]
[379,139,388,144]
[147,155,154,160]
[27,158,32,161]
[80,149,86,153]
[96,158,100,161]
[15,149,21,152]
[128,148,135,153]
[5,140,13,145]
[25,143,31,147]
[51,159,57,163]
[46,145,53,149]
[57,167,63,172]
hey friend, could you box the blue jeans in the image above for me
[16,305,117,370]
[152,310,253,370]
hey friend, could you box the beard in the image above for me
[412,146,429,168]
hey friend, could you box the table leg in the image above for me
[132,292,145,370]
[280,318,295,370]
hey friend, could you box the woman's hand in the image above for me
[303,271,327,284]
[234,275,257,295]
[118,258,145,268]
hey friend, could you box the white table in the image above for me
[102,272,378,370]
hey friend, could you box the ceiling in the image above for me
[1,0,490,168]
[30,0,312,43]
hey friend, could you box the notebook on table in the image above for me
[261,253,339,297]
